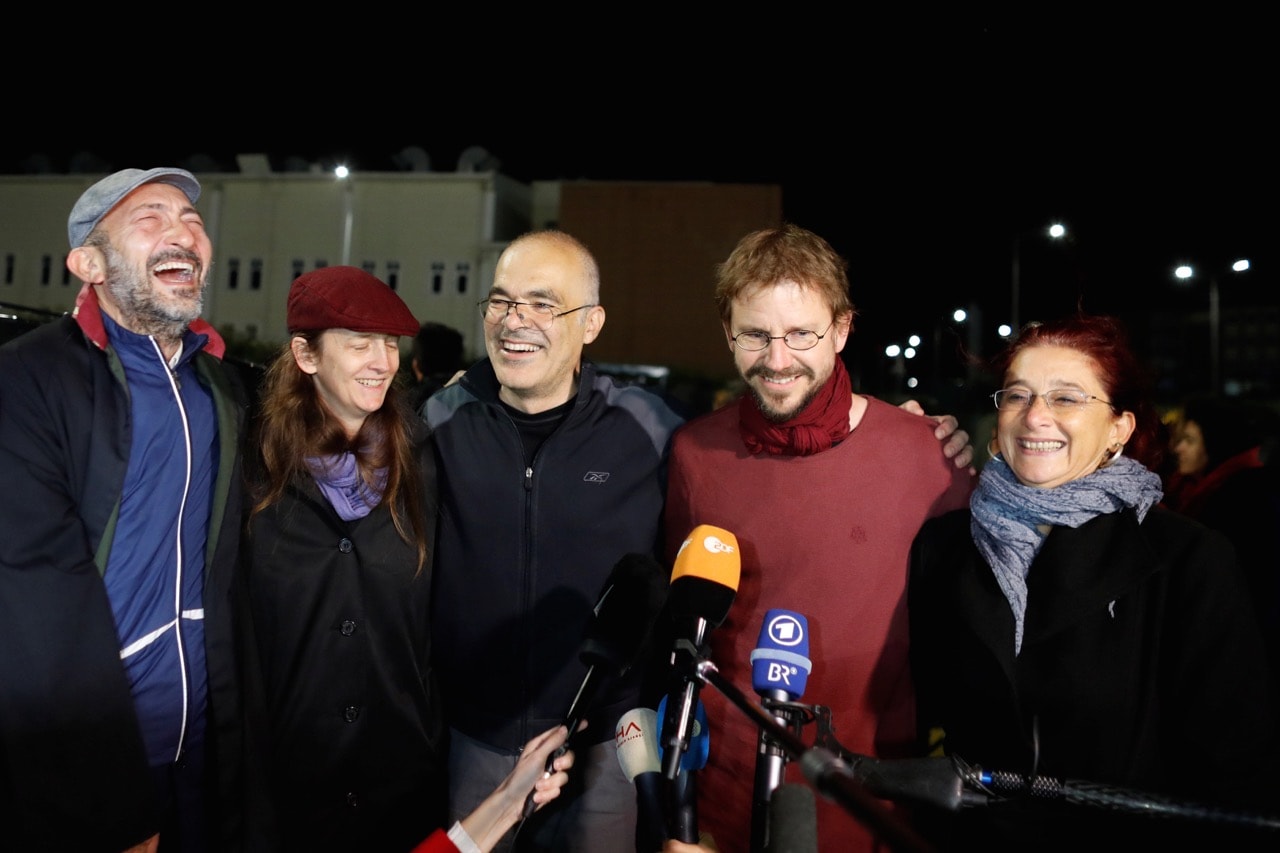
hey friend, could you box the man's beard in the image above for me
[745,363,821,424]
[101,244,207,341]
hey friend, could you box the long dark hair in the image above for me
[246,332,428,572]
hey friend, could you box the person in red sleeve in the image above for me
[413,725,576,853]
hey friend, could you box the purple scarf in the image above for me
[305,452,387,521]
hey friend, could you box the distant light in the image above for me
[1232,258,1250,272]
[906,377,919,389]
[1048,223,1066,239]
[1174,265,1193,280]
[952,308,968,323]
[904,347,917,359]
[334,165,350,179]
[885,344,902,358]
[907,334,921,347]
[998,324,1013,338]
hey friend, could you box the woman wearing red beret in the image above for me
[243,266,572,852]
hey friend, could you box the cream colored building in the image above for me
[0,165,781,389]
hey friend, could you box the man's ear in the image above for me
[67,246,105,285]
[582,305,606,345]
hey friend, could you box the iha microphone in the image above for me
[750,609,812,852]
[661,525,740,784]
[521,553,668,819]
[615,707,667,852]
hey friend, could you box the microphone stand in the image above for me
[683,656,938,853]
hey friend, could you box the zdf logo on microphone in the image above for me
[702,534,735,555]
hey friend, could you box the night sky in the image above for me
[4,25,1275,387]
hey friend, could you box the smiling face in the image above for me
[485,235,605,414]
[726,280,851,423]
[996,344,1136,489]
[292,329,401,439]
[73,182,211,341]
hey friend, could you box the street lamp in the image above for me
[1011,222,1068,331]
[1173,258,1250,394]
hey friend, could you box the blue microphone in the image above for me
[657,694,709,843]
[657,694,709,770]
[751,609,812,701]
[749,609,812,853]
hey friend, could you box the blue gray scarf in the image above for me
[306,453,387,521]
[970,453,1164,654]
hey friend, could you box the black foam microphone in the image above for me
[522,553,668,818]
[763,783,818,853]
[750,609,812,852]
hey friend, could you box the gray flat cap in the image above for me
[67,167,201,248]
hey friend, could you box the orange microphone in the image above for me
[660,525,742,841]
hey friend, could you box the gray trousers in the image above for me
[448,727,639,853]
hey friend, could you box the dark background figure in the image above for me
[1168,394,1280,690]
[407,321,467,412]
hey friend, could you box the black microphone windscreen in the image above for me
[579,553,669,672]
[669,576,737,628]
[764,783,818,853]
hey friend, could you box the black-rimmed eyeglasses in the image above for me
[478,298,595,331]
[991,388,1114,412]
[731,322,835,352]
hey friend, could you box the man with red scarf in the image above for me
[663,224,975,852]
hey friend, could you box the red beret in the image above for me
[287,266,419,337]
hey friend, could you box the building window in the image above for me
[292,259,305,280]
[40,255,51,286]
[456,261,470,294]
[227,257,240,290]
[3,253,13,285]
[431,261,445,294]
[251,259,263,290]
[362,260,376,275]
[387,260,400,291]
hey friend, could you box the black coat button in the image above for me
[340,620,356,636]
[343,705,360,722]
[339,538,353,553]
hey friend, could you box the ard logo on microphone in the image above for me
[766,614,806,686]
[767,613,805,647]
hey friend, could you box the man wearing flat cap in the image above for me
[0,168,268,851]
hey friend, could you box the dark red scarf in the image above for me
[738,357,852,456]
